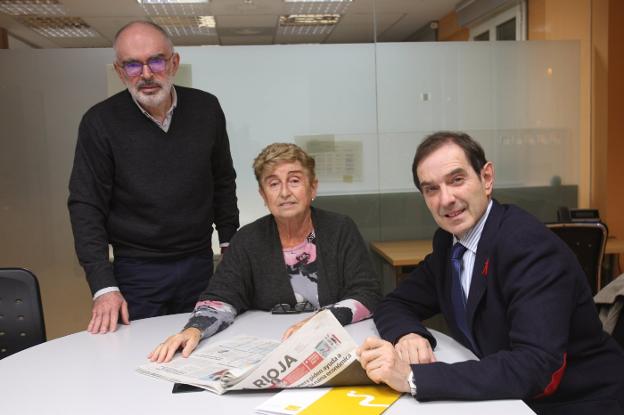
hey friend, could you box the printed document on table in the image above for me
[137,335,280,394]
[137,310,370,394]
[255,385,402,415]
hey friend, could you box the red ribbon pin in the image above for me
[482,258,490,277]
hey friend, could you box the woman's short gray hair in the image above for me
[253,143,316,184]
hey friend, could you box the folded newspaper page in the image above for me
[137,310,369,394]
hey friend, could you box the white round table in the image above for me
[0,311,534,414]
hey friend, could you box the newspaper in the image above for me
[137,310,369,395]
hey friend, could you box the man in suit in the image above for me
[358,131,624,414]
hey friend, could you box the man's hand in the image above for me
[148,328,202,363]
[395,333,436,364]
[87,291,129,334]
[357,336,412,393]
[281,315,314,341]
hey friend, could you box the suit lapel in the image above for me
[466,200,504,330]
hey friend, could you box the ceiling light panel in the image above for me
[137,0,209,3]
[279,14,340,26]
[285,1,351,15]
[151,15,216,36]
[284,0,351,2]
[277,24,332,36]
[278,14,340,36]
[0,0,65,16]
[140,2,211,16]
[18,16,98,37]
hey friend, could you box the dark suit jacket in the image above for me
[375,200,624,415]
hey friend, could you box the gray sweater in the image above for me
[198,207,381,316]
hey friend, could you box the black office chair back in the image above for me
[0,268,46,359]
[546,222,608,296]
[612,312,624,350]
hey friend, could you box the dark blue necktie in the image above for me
[451,242,474,348]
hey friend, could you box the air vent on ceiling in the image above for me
[151,15,216,36]
[18,16,98,37]
[278,13,340,36]
[0,0,65,16]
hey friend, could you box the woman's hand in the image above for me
[147,327,201,363]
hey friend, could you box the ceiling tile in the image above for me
[17,16,100,38]
[219,34,274,45]
[61,0,146,16]
[167,34,218,45]
[0,0,66,16]
[218,25,274,37]
[216,14,276,27]
[274,33,326,44]
[210,0,280,15]
[1,0,464,48]
[140,2,212,17]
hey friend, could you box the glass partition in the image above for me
[0,2,580,338]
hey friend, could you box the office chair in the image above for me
[595,274,624,350]
[612,312,624,350]
[546,222,608,296]
[0,268,46,359]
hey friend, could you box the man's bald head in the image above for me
[113,21,173,56]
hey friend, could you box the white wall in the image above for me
[8,34,33,49]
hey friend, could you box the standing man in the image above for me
[359,132,624,414]
[68,21,238,334]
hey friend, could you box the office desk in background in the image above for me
[372,238,624,285]
[371,239,432,284]
[0,311,534,415]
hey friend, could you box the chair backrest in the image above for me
[0,268,46,359]
[612,311,624,350]
[546,222,608,296]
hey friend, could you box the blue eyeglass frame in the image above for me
[119,54,174,77]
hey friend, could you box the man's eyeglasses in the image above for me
[118,55,174,77]
[271,301,316,314]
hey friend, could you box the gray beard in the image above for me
[127,77,173,110]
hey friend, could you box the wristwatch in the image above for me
[407,372,417,396]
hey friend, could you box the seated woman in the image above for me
[149,143,381,362]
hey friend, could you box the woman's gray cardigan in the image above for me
[198,207,381,319]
